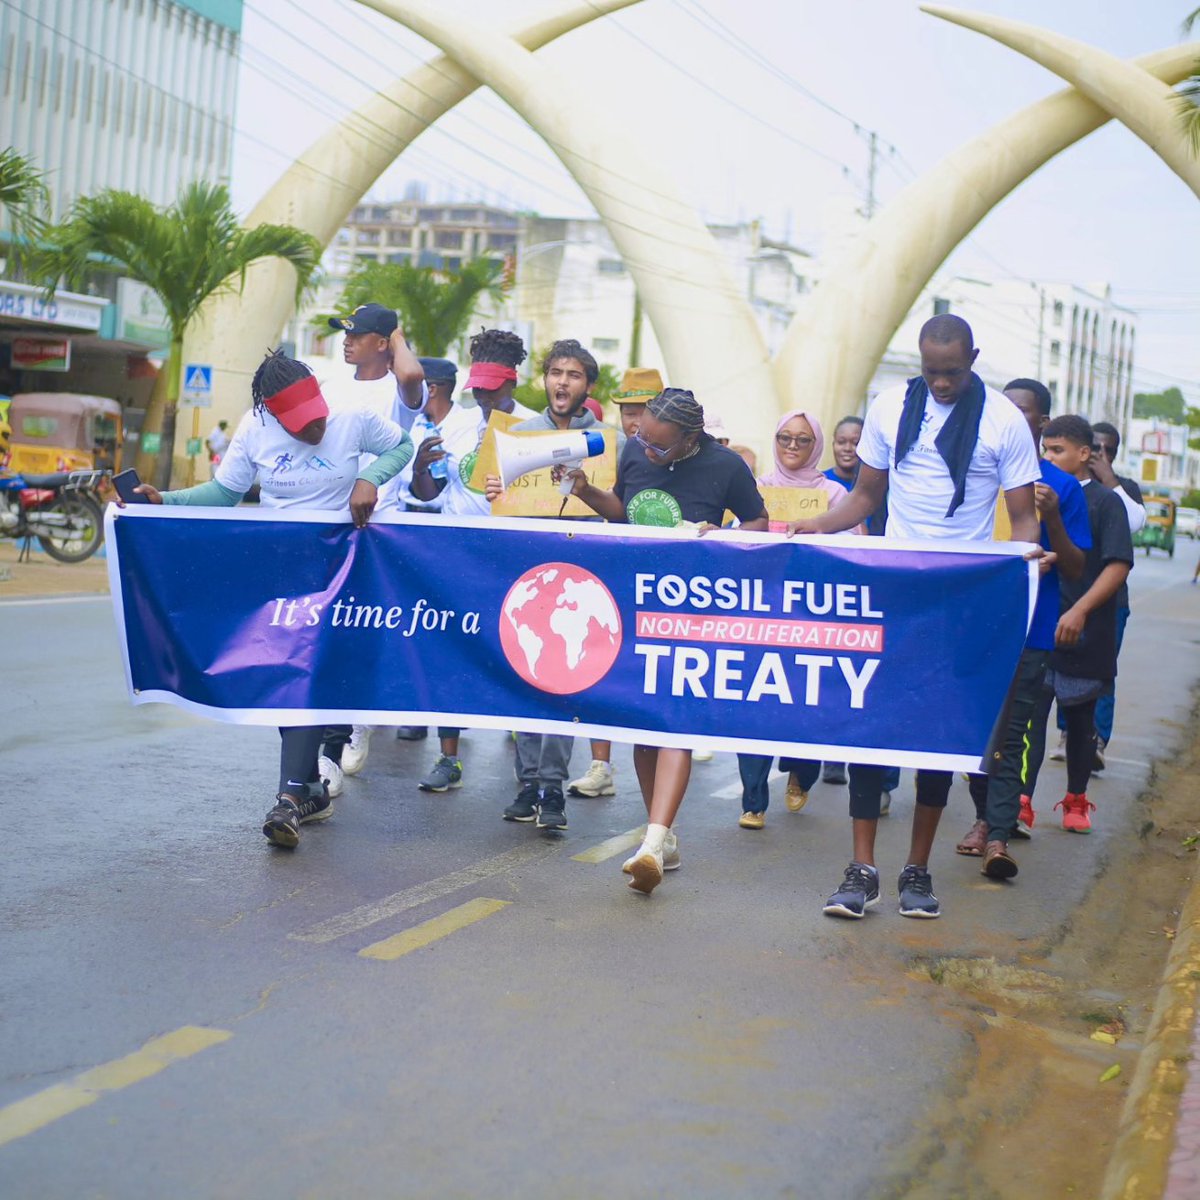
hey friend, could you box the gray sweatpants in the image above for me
[514,733,574,787]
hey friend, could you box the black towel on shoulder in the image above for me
[894,373,987,518]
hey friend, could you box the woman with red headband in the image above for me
[131,349,414,848]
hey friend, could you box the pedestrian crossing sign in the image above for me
[181,363,213,407]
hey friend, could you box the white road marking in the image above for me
[290,841,560,944]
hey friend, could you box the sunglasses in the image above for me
[775,433,815,450]
[633,430,686,458]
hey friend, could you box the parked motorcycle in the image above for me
[0,469,107,563]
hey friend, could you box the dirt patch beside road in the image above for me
[0,542,110,600]
[881,697,1200,1199]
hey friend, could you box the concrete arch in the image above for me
[182,0,642,413]
[772,42,1198,435]
[355,0,775,440]
[923,6,1200,199]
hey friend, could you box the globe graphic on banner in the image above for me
[499,563,623,695]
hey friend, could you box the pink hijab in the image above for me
[758,409,848,505]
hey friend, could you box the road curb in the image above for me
[1101,848,1200,1199]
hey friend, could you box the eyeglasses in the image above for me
[633,430,684,458]
[775,433,815,450]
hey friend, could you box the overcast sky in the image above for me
[229,0,1200,401]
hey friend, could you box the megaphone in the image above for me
[495,429,606,493]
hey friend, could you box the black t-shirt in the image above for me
[1115,473,1142,610]
[1052,481,1134,681]
[614,435,767,526]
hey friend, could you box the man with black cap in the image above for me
[324,302,427,437]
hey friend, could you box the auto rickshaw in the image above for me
[5,393,123,474]
[1133,495,1176,558]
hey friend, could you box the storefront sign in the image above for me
[11,336,71,371]
[115,279,170,350]
[0,280,105,331]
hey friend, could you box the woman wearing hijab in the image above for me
[128,350,414,849]
[564,389,769,895]
[736,410,862,829]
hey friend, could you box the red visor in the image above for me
[465,362,518,390]
[265,375,329,435]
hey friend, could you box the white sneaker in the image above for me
[692,747,714,763]
[567,759,616,797]
[1049,730,1067,762]
[341,726,372,775]
[317,755,344,798]
[625,846,664,895]
[662,830,681,871]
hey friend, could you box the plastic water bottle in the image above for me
[421,420,446,479]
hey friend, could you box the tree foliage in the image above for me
[512,351,622,414]
[0,147,50,267]
[323,256,509,357]
[1133,387,1187,422]
[37,182,321,485]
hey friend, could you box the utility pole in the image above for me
[629,290,642,367]
[864,130,879,220]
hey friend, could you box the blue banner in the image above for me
[105,508,1037,771]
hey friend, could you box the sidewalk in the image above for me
[1102,724,1200,1200]
[0,541,110,600]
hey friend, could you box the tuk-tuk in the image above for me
[1133,495,1175,558]
[5,393,123,474]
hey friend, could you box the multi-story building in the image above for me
[0,0,241,419]
[873,277,1138,440]
[1125,418,1200,496]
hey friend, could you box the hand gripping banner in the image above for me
[105,508,1038,772]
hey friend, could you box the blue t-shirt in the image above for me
[1027,459,1092,651]
[824,465,887,535]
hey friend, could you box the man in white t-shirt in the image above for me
[789,313,1042,921]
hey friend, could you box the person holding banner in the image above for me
[788,314,1042,919]
[127,350,415,850]
[736,409,860,828]
[485,339,619,833]
[563,387,769,895]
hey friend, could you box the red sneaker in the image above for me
[1054,793,1095,834]
[1014,795,1035,839]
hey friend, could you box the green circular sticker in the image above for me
[626,488,683,527]
[459,448,483,493]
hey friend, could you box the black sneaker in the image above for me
[536,787,567,831]
[897,865,940,919]
[263,786,333,848]
[503,783,539,823]
[822,862,880,919]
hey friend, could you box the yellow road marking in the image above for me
[358,898,510,961]
[571,825,647,864]
[0,1026,232,1148]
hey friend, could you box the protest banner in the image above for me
[105,508,1037,771]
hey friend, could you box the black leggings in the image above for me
[849,764,951,819]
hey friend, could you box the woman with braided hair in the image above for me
[128,349,414,849]
[564,387,769,895]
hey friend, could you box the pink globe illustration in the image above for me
[499,562,623,695]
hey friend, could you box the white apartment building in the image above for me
[873,277,1137,438]
[0,0,241,221]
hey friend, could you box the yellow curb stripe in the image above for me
[358,898,510,961]
[0,1026,232,1148]
[571,825,647,864]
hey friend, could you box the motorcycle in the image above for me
[0,469,107,563]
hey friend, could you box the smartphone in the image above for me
[112,468,150,504]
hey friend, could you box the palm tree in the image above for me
[323,256,510,357]
[1183,8,1200,153]
[39,182,321,486]
[0,148,50,268]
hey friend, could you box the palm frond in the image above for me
[1178,77,1200,155]
[0,148,51,267]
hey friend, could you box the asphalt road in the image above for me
[2,545,1199,1199]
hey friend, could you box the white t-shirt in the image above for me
[436,399,538,517]
[858,382,1040,541]
[315,368,428,509]
[216,407,408,511]
[397,401,479,511]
